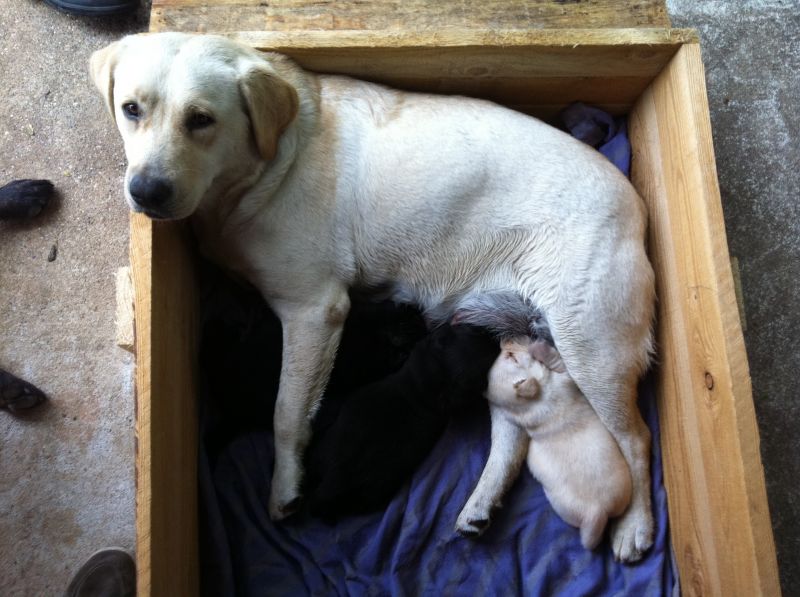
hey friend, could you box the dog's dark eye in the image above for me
[122,102,140,120]
[187,112,215,131]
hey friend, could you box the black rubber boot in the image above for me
[0,179,54,220]
[0,368,47,413]
[65,549,136,597]
[43,0,137,16]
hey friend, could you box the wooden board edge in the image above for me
[225,27,699,50]
[150,0,671,29]
[130,213,154,597]
[146,15,697,47]
[130,214,200,597]
[629,44,780,596]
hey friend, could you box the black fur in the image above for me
[304,324,499,519]
[199,264,429,462]
[0,179,54,219]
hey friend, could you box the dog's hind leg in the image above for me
[267,287,351,520]
[546,277,655,563]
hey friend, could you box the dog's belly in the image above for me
[363,224,540,315]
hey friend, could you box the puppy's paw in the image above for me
[455,500,495,537]
[610,506,654,563]
[0,179,55,219]
[456,518,490,538]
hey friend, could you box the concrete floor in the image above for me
[0,0,797,594]
[0,1,149,594]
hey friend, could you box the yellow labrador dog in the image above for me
[90,33,656,562]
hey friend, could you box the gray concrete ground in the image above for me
[0,1,148,595]
[0,0,797,595]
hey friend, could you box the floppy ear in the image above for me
[90,41,121,123]
[239,64,299,161]
[529,340,567,373]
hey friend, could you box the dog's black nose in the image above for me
[129,174,173,209]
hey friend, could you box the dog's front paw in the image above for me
[269,466,303,521]
[610,505,654,563]
[455,500,495,538]
[268,489,302,521]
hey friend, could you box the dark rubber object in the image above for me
[0,368,47,413]
[43,0,137,16]
[64,549,135,597]
[0,179,54,220]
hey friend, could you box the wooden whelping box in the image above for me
[128,1,780,595]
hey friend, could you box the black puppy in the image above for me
[305,323,499,519]
[199,270,429,460]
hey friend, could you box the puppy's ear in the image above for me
[90,41,121,123]
[239,63,299,161]
[529,340,566,373]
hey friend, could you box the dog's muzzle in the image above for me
[129,173,174,218]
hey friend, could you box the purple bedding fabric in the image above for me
[197,104,675,596]
[560,102,631,177]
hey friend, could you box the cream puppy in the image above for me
[90,33,655,561]
[484,339,632,550]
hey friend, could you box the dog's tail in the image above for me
[451,291,553,344]
[580,509,609,550]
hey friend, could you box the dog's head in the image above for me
[488,340,543,405]
[90,33,299,220]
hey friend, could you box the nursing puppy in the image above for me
[484,339,632,550]
[305,323,498,519]
[90,33,656,561]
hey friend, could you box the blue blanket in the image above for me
[197,104,676,596]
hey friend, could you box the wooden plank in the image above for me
[150,0,670,34]
[130,214,199,597]
[226,27,697,49]
[203,29,693,115]
[229,28,697,73]
[115,267,135,352]
[629,44,780,597]
[144,26,696,116]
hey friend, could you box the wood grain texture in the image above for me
[147,5,692,116]
[225,27,697,50]
[181,29,693,117]
[130,214,199,597]
[150,0,670,34]
[115,266,135,352]
[629,44,780,596]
